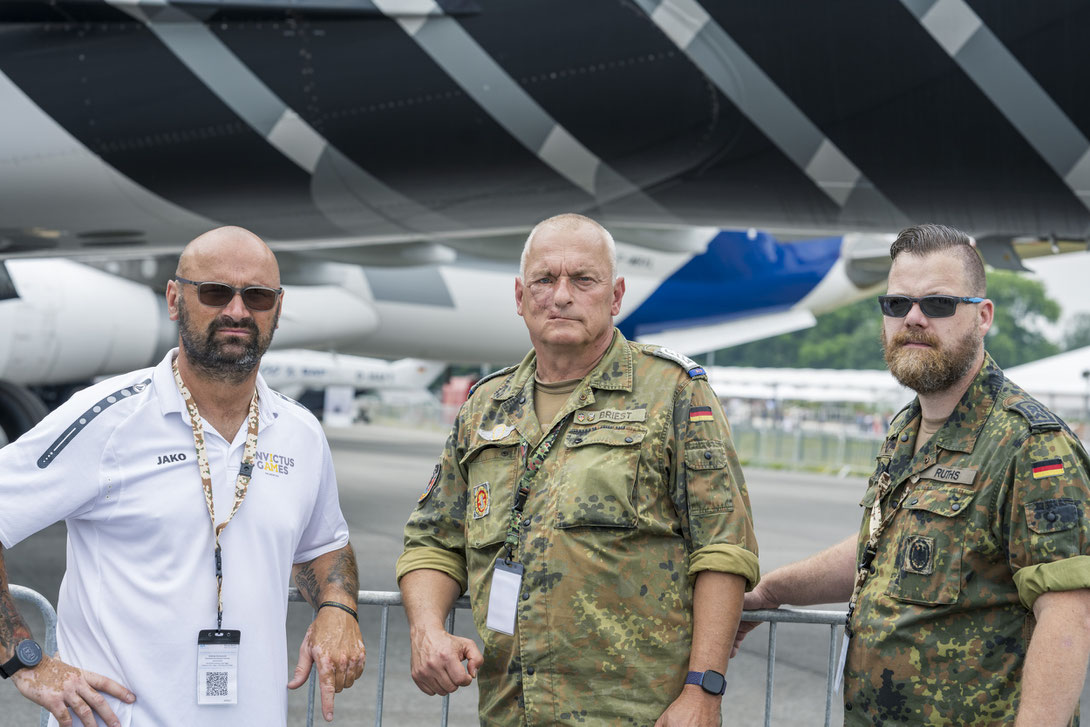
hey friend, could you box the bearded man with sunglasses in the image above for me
[732,224,1090,726]
[0,227,365,727]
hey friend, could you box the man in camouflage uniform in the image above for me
[733,224,1090,725]
[397,213,759,726]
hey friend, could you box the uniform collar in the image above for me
[153,348,280,430]
[484,329,633,448]
[491,328,633,402]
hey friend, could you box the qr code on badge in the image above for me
[204,671,229,697]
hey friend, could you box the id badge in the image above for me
[486,561,524,635]
[197,629,241,705]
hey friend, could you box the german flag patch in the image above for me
[1032,458,1064,479]
[689,406,714,423]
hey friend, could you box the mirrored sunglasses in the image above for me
[175,276,282,311]
[878,294,984,318]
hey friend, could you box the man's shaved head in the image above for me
[520,213,617,282]
[171,226,281,384]
[176,226,280,287]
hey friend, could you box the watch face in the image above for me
[702,670,726,695]
[16,640,42,668]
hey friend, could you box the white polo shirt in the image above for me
[0,350,350,727]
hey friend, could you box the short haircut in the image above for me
[520,213,617,282]
[889,224,986,296]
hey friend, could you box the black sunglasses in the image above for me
[175,276,282,312]
[878,294,984,318]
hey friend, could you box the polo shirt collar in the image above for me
[154,348,281,430]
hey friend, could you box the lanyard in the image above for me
[844,456,915,636]
[501,417,569,564]
[172,357,260,629]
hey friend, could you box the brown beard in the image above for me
[881,326,980,395]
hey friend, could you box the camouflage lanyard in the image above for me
[172,357,260,630]
[844,457,915,637]
[501,417,569,564]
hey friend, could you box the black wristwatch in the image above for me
[685,669,726,696]
[0,639,43,678]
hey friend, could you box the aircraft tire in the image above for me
[0,380,48,444]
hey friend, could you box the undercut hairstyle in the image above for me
[889,224,987,296]
[520,213,618,282]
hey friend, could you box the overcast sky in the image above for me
[1024,250,1090,344]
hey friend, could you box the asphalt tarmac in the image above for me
[3,423,1087,726]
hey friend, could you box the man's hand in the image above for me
[730,583,780,658]
[654,686,722,727]
[409,623,483,697]
[287,607,366,723]
[11,653,135,727]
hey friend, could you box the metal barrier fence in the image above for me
[732,425,881,476]
[11,585,58,727]
[12,586,846,727]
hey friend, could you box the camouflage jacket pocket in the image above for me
[1025,498,1080,534]
[1023,498,1082,559]
[555,425,644,529]
[463,443,519,548]
[885,485,976,606]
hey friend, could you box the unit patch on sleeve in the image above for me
[473,482,491,518]
[689,406,715,423]
[418,464,441,504]
[1032,458,1065,479]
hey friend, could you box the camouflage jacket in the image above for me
[397,329,759,726]
[845,353,1090,726]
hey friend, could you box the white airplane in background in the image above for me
[3,1,1089,439]
[259,349,446,400]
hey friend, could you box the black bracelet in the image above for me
[318,601,358,621]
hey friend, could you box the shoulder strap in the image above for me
[650,346,707,380]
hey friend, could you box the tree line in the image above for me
[713,270,1089,370]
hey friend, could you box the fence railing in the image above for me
[12,586,845,727]
[11,585,58,727]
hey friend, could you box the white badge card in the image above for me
[197,630,241,705]
[486,561,524,635]
[834,630,850,694]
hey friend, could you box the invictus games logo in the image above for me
[256,451,295,476]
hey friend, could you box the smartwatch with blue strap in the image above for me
[685,669,726,695]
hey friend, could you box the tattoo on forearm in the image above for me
[326,546,360,599]
[294,563,321,608]
[0,546,32,655]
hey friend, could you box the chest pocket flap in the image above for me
[557,425,644,528]
[886,484,975,606]
[903,485,976,517]
[461,440,520,548]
